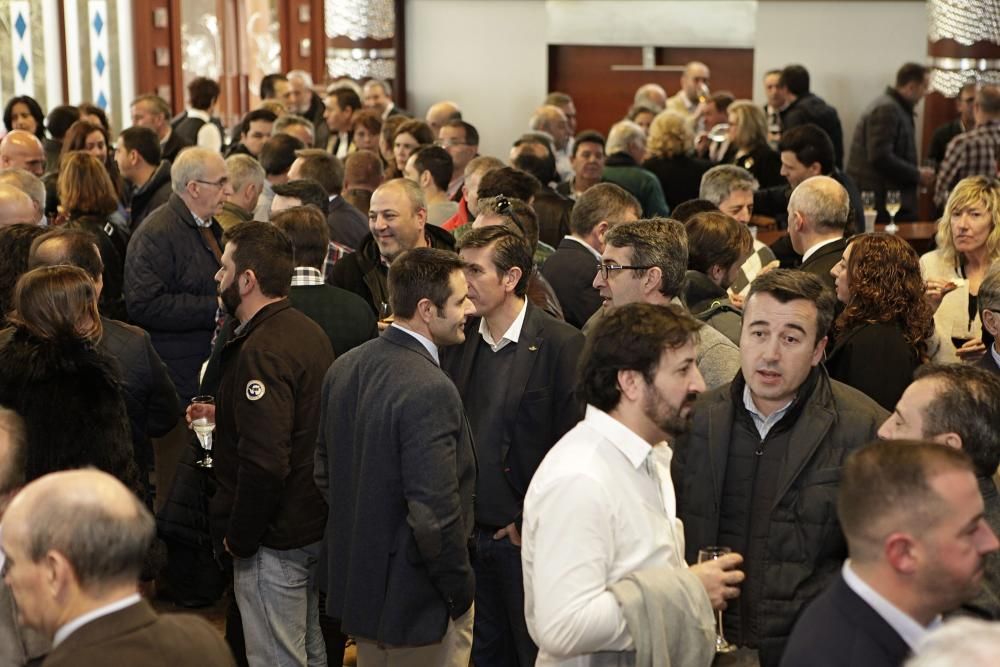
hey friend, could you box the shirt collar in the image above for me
[565,235,602,261]
[191,211,212,228]
[478,298,527,352]
[391,322,439,365]
[187,108,211,122]
[842,561,941,650]
[53,594,142,647]
[991,342,1000,369]
[801,237,842,264]
[742,383,795,438]
[291,266,325,286]
[583,405,661,470]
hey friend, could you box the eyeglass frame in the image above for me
[193,177,230,189]
[595,261,655,281]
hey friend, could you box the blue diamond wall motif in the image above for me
[17,56,28,81]
[95,52,106,75]
[92,12,103,36]
[14,13,26,39]
[97,92,107,109]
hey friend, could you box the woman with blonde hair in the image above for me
[724,100,783,188]
[642,110,712,210]
[921,175,1000,361]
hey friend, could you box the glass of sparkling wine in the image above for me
[885,190,901,234]
[698,546,738,654]
[861,191,877,233]
[190,395,215,468]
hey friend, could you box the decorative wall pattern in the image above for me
[325,0,396,82]
[10,0,34,97]
[88,0,110,111]
[928,0,1000,97]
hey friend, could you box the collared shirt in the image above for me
[191,211,212,228]
[322,240,355,282]
[187,108,223,153]
[479,298,528,353]
[991,342,1000,370]
[523,406,686,667]
[935,120,1000,207]
[391,322,439,365]
[53,594,142,647]
[801,236,843,264]
[563,235,602,262]
[743,383,794,439]
[842,560,941,650]
[291,266,324,287]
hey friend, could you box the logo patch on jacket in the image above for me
[246,380,266,401]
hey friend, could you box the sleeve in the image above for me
[525,473,631,657]
[865,105,919,185]
[314,372,332,494]
[142,331,181,437]
[197,122,224,153]
[643,175,671,217]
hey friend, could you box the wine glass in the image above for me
[697,546,738,654]
[861,191,877,234]
[707,123,730,143]
[190,395,215,468]
[885,190,901,235]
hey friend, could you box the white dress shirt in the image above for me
[53,593,142,647]
[841,560,941,650]
[522,406,687,667]
[391,322,440,365]
[479,298,527,353]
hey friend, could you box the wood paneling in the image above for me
[132,0,182,108]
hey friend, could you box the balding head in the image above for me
[681,61,711,102]
[0,168,45,220]
[0,184,38,227]
[0,130,45,177]
[528,105,571,151]
[788,175,850,254]
[425,101,462,136]
[634,84,668,112]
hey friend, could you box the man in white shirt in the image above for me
[781,440,999,667]
[522,302,744,667]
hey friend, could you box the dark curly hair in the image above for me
[834,233,934,359]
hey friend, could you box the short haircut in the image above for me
[46,105,81,140]
[171,147,220,194]
[838,440,973,563]
[226,154,266,194]
[240,108,278,135]
[685,211,753,273]
[57,152,118,218]
[544,91,573,108]
[976,85,1000,116]
[118,126,162,165]
[477,166,541,202]
[271,205,330,270]
[708,91,735,113]
[606,120,645,155]
[581,302,702,411]
[412,145,453,192]
[273,114,315,138]
[0,406,26,497]
[29,227,104,280]
[0,168,45,211]
[221,221,294,298]
[394,119,435,147]
[746,269,836,341]
[778,124,835,175]
[604,218,688,298]
[788,176,850,234]
[78,103,109,131]
[700,164,759,204]
[511,151,556,187]
[443,120,479,146]
[22,480,155,589]
[188,77,220,110]
[779,64,810,96]
[351,109,382,136]
[648,110,692,159]
[260,73,288,100]
[571,130,606,159]
[294,148,344,194]
[908,618,1000,667]
[8,265,102,341]
[896,62,928,88]
[272,179,330,214]
[980,265,1000,314]
[671,198,718,222]
[329,87,362,113]
[259,134,305,176]
[570,182,640,236]
[457,224,533,297]
[387,247,465,319]
[464,155,505,180]
[626,104,656,122]
[378,177,426,215]
[914,363,1000,478]
[131,94,170,119]
[477,195,540,251]
[344,150,383,190]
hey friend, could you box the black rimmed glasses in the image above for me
[595,262,654,281]
[195,177,230,189]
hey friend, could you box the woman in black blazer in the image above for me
[827,233,935,410]
[642,110,712,210]
[724,100,784,188]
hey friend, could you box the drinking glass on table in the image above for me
[189,395,216,468]
[861,191,877,234]
[885,190,901,235]
[698,546,738,654]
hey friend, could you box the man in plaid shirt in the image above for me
[935,86,1000,208]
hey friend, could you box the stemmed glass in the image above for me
[861,191,877,234]
[698,546,737,654]
[885,190,901,235]
[190,395,215,468]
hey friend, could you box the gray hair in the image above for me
[979,264,1000,314]
[907,618,1000,667]
[788,175,850,234]
[226,154,266,194]
[286,69,314,87]
[604,218,688,298]
[273,114,315,138]
[0,167,45,212]
[606,120,646,156]
[699,164,759,205]
[171,147,221,194]
[634,83,667,112]
[364,78,392,97]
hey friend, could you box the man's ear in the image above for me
[708,264,727,285]
[930,432,963,451]
[643,266,664,297]
[415,296,434,324]
[617,368,645,403]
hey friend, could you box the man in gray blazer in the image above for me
[316,247,477,666]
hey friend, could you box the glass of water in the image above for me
[190,395,215,468]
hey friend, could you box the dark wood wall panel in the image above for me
[132,0,182,108]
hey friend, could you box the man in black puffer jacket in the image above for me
[778,65,845,169]
[673,270,887,667]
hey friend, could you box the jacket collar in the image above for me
[683,270,727,309]
[382,323,440,367]
[605,151,638,168]
[50,599,158,655]
[887,87,916,115]
[230,299,291,342]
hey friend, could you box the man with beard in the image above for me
[673,269,887,667]
[522,302,745,666]
[191,221,334,666]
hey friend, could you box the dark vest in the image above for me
[174,115,225,149]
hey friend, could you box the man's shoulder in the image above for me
[291,283,372,312]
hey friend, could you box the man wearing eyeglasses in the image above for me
[125,147,232,404]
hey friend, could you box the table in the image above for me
[753,222,939,254]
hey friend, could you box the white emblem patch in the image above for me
[246,380,266,401]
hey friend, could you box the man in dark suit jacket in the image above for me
[787,176,850,293]
[288,148,370,251]
[0,469,235,667]
[317,248,476,666]
[442,226,584,667]
[782,441,999,667]
[541,183,640,329]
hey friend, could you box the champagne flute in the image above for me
[190,395,215,468]
[861,191,877,234]
[885,190,901,235]
[698,546,738,654]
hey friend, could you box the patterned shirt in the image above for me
[291,266,325,287]
[322,241,355,283]
[935,119,1000,208]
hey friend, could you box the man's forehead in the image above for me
[745,293,817,327]
[601,244,631,261]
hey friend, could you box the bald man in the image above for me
[634,83,668,113]
[787,175,850,291]
[0,184,38,227]
[529,105,573,182]
[0,130,45,178]
[1,469,235,666]
[425,101,461,135]
[0,168,46,225]
[667,61,711,121]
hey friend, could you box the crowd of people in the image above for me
[1,58,1000,667]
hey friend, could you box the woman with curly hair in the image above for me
[642,110,712,210]
[921,176,1000,362]
[723,100,783,188]
[828,232,934,410]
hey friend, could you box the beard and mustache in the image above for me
[643,387,699,439]
[219,278,241,319]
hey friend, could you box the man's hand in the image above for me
[919,166,936,187]
[494,522,521,547]
[185,402,216,426]
[955,337,988,362]
[690,552,744,611]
